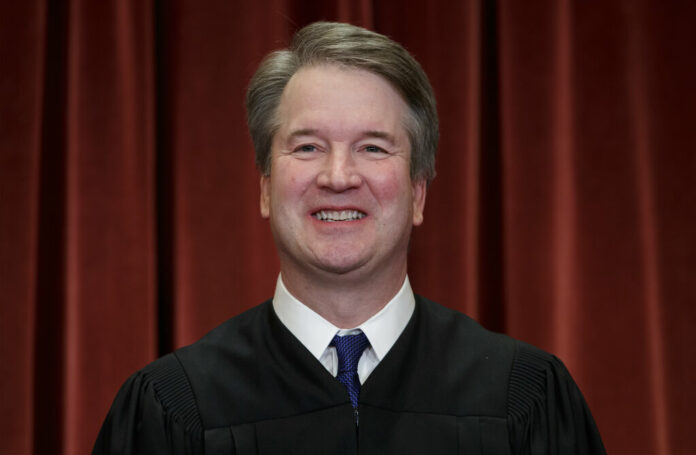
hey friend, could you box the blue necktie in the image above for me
[331,332,370,409]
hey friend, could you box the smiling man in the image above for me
[94,22,604,454]
[260,64,425,328]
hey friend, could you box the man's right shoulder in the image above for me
[139,300,274,385]
[181,300,273,349]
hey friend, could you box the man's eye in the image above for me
[296,144,317,153]
[364,145,385,153]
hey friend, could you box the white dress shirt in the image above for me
[272,274,415,384]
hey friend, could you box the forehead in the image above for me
[275,64,409,138]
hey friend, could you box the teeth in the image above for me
[314,210,366,221]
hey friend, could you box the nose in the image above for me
[316,147,362,191]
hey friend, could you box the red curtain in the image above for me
[1,1,694,453]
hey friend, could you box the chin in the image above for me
[316,264,364,276]
[312,252,371,276]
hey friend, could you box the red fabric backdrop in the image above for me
[1,1,694,453]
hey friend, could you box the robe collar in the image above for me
[271,274,415,363]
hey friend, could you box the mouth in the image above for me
[312,209,367,222]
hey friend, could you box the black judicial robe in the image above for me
[93,296,605,454]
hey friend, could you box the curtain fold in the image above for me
[60,2,158,454]
[625,3,669,452]
[0,2,46,454]
[1,1,694,453]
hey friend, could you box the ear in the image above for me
[260,175,270,219]
[411,178,427,226]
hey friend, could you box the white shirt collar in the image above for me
[272,274,415,362]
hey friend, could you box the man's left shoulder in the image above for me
[414,295,565,370]
[411,295,585,417]
[415,295,518,356]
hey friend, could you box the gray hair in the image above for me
[246,22,439,182]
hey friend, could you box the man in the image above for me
[94,22,605,454]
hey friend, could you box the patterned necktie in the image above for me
[330,332,370,408]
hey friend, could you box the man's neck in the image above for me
[279,264,408,329]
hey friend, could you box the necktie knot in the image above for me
[330,332,369,408]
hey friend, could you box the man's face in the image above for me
[260,64,426,282]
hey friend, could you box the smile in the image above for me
[312,210,366,222]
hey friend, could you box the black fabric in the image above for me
[92,353,203,454]
[93,296,605,454]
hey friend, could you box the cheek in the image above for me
[368,166,411,204]
[271,166,314,208]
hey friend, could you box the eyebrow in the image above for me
[288,128,318,138]
[362,130,396,144]
[288,129,397,144]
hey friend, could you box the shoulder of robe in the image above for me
[507,341,568,418]
[94,302,275,454]
[177,300,273,358]
[414,294,518,357]
[128,304,274,430]
[140,352,204,435]
[414,295,605,453]
[506,342,606,454]
[142,302,273,426]
[93,353,205,454]
[413,296,518,410]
